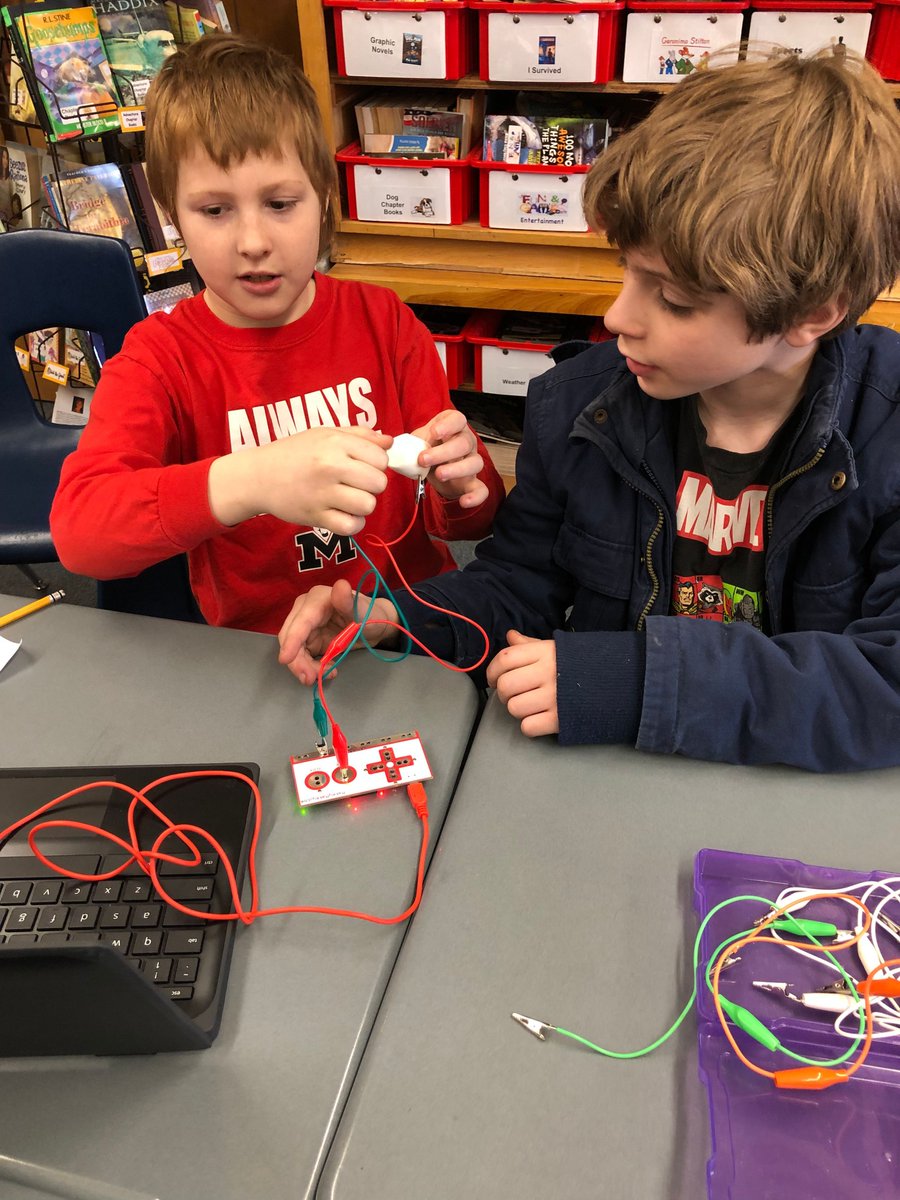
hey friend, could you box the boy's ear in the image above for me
[784,297,849,347]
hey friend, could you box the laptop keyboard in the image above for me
[0,851,223,1004]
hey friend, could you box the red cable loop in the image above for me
[3,770,430,928]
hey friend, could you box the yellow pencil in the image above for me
[0,590,66,631]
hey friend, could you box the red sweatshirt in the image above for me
[51,274,504,634]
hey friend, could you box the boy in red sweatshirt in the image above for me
[51,34,504,634]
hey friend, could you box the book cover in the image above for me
[6,140,77,228]
[483,115,610,167]
[64,326,101,385]
[51,382,93,424]
[41,160,143,249]
[4,2,120,140]
[128,161,190,259]
[26,326,60,363]
[165,2,204,44]
[363,133,459,159]
[6,44,36,123]
[95,0,176,107]
[0,134,13,230]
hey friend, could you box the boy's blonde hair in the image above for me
[145,34,338,257]
[583,50,900,338]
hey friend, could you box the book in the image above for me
[355,90,483,157]
[51,382,93,424]
[26,326,60,363]
[165,2,204,44]
[3,2,120,140]
[120,160,190,259]
[41,161,143,250]
[483,115,610,167]
[6,139,79,228]
[94,0,176,107]
[362,133,459,160]
[64,326,101,385]
[6,42,36,123]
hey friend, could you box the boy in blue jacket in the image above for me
[278,49,900,772]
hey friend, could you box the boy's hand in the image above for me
[411,410,488,509]
[486,630,559,738]
[209,426,392,534]
[277,579,399,685]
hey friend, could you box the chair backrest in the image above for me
[0,229,146,563]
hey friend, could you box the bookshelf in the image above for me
[294,0,900,331]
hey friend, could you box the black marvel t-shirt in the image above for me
[670,398,799,631]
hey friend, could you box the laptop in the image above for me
[0,762,258,1056]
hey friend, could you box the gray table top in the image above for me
[0,595,480,1200]
[319,693,900,1200]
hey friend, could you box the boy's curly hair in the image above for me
[144,34,338,257]
[583,49,900,338]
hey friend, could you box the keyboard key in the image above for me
[150,958,173,983]
[69,905,100,930]
[68,931,100,946]
[100,854,146,877]
[162,902,210,927]
[174,957,199,983]
[32,881,62,904]
[132,904,162,928]
[38,932,70,947]
[91,881,122,904]
[160,853,218,876]
[163,878,216,902]
[0,855,99,881]
[161,986,194,1000]
[36,905,68,931]
[99,906,131,929]
[61,881,92,903]
[5,932,38,944]
[133,931,163,955]
[163,930,205,955]
[100,931,131,954]
[121,880,151,903]
[7,906,38,932]
[0,882,31,905]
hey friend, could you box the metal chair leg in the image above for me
[15,564,48,592]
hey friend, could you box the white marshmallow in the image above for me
[386,433,430,480]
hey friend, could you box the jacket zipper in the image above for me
[765,447,826,539]
[629,463,666,632]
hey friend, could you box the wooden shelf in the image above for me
[298,0,900,328]
[328,261,622,313]
[337,217,608,249]
[335,74,900,98]
[335,74,679,94]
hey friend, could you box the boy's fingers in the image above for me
[507,629,539,646]
[457,479,488,508]
[346,426,393,449]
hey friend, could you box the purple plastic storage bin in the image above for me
[694,848,900,1200]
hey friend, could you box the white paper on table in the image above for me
[0,634,22,674]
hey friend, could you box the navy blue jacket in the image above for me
[398,325,900,771]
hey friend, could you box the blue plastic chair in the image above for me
[0,228,201,621]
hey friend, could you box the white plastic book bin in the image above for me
[473,0,625,83]
[336,144,474,225]
[324,0,472,79]
[474,160,591,232]
[466,312,606,396]
[622,2,747,83]
[748,1,872,58]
